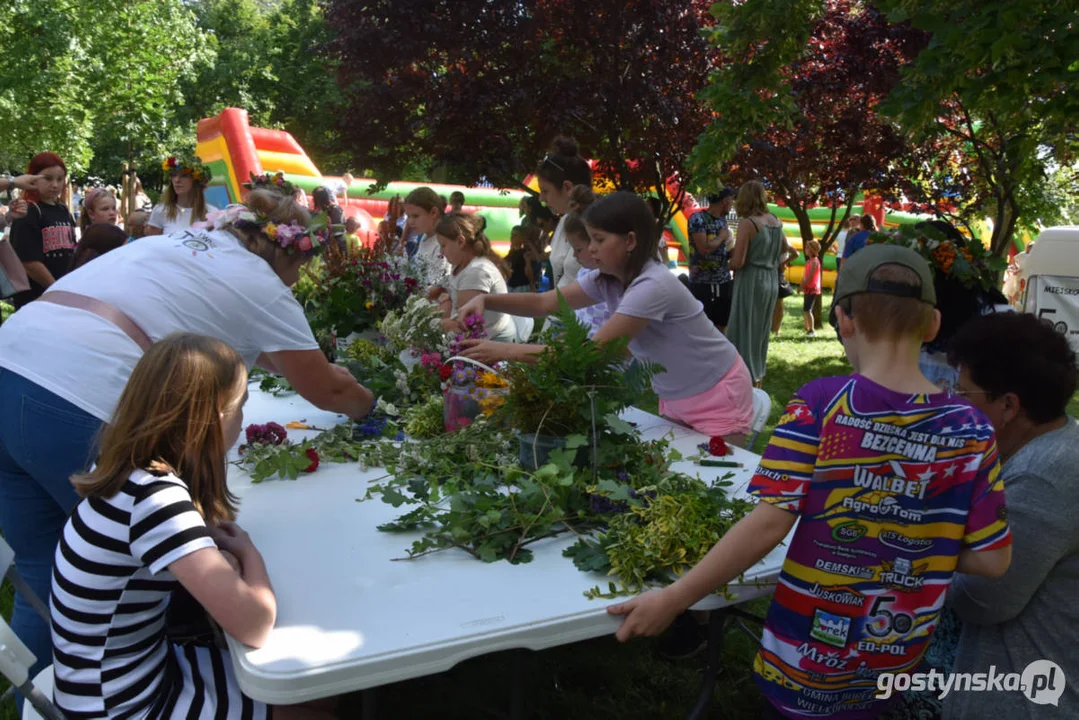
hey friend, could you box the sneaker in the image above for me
[806,330,816,337]
[657,611,709,660]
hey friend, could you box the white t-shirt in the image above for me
[442,257,516,342]
[0,229,318,421]
[416,234,450,285]
[147,203,219,235]
[548,216,581,289]
[834,230,848,256]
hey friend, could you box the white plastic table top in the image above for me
[225,387,789,704]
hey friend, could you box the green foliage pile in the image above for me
[501,294,657,437]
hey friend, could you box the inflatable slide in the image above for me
[196,108,526,251]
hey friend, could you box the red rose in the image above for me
[708,436,729,456]
[304,448,320,473]
[439,365,453,381]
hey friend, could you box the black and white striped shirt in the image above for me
[50,470,217,719]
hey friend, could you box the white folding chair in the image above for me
[0,538,62,720]
[512,315,534,344]
[748,388,772,452]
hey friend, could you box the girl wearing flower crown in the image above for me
[52,333,334,720]
[146,155,218,235]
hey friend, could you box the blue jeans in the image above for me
[0,368,101,692]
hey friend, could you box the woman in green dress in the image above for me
[726,181,798,385]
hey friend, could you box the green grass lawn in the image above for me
[2,293,1076,719]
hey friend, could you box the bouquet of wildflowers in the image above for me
[380,295,450,357]
[440,315,509,431]
[300,247,425,338]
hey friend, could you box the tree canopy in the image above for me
[718,0,925,247]
[695,0,1078,257]
[324,0,716,213]
[0,0,343,184]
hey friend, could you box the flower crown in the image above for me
[162,155,211,184]
[211,203,332,257]
[243,171,297,198]
[866,225,1006,291]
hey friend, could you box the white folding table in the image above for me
[226,388,788,715]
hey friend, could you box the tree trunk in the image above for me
[787,202,816,247]
[990,197,1019,260]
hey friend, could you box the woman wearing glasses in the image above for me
[535,137,592,289]
[889,312,1079,720]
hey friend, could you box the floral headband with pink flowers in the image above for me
[208,203,333,257]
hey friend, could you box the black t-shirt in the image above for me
[506,247,530,287]
[10,201,77,307]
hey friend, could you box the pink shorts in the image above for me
[659,356,755,437]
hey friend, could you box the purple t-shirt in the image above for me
[577,260,738,399]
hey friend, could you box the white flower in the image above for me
[376,397,401,417]
[925,239,940,250]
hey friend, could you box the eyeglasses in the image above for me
[952,388,994,397]
[541,153,565,172]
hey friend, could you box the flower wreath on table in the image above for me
[243,171,298,198]
[209,203,335,257]
[161,154,212,185]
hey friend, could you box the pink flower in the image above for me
[298,236,313,252]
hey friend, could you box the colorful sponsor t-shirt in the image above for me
[748,375,1011,719]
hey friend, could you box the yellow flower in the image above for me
[479,393,506,416]
[265,223,278,238]
[477,371,508,389]
[365,300,374,310]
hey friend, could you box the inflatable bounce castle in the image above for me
[197,108,969,288]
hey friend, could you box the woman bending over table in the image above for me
[458,191,754,443]
[0,188,374,685]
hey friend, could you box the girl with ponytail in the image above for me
[428,212,517,343]
[535,136,593,289]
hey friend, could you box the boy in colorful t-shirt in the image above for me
[608,244,1013,719]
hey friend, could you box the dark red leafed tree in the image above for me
[322,0,714,219]
[721,0,927,249]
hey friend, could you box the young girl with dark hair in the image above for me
[459,191,754,443]
[428,212,516,342]
[535,136,593,289]
[71,223,128,270]
[8,152,77,308]
[506,225,539,292]
[312,185,346,252]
